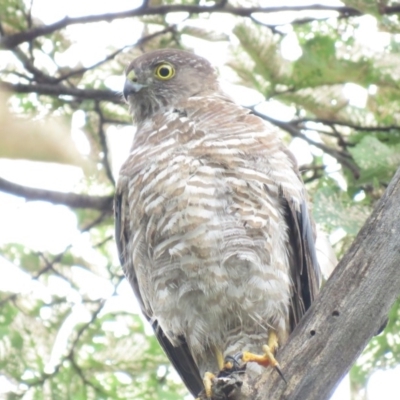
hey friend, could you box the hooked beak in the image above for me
[123,80,147,101]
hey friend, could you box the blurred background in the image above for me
[0,0,400,399]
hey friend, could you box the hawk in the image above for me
[115,49,321,398]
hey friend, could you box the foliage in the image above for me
[0,1,399,399]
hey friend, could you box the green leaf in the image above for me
[313,179,370,236]
[349,135,400,185]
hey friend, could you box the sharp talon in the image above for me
[224,361,234,370]
[275,365,287,383]
[223,353,242,370]
[224,355,236,367]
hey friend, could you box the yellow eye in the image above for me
[155,63,175,80]
[127,69,137,82]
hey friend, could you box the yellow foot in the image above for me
[199,346,233,399]
[241,331,286,382]
[197,368,243,400]
[200,345,244,399]
[241,344,279,367]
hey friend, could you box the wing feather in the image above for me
[283,194,321,330]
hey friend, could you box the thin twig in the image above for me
[293,117,400,132]
[12,47,57,84]
[54,46,130,84]
[249,107,360,178]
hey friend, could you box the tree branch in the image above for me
[95,102,116,186]
[0,4,361,50]
[240,166,400,399]
[53,46,129,84]
[293,117,400,133]
[11,46,58,84]
[250,108,360,179]
[53,24,179,84]
[0,176,113,211]
[0,81,121,102]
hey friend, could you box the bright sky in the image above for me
[1,1,398,399]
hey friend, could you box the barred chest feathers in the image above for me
[119,97,303,361]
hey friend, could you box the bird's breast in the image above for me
[119,107,302,354]
[125,149,292,353]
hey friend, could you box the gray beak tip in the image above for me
[123,80,146,101]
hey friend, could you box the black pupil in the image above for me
[159,67,170,77]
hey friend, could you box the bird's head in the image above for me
[123,49,220,124]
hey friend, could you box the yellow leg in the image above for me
[203,371,216,399]
[268,330,279,353]
[214,346,225,370]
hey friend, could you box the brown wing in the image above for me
[283,194,321,330]
[114,193,203,397]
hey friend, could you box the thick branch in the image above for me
[0,177,113,211]
[0,81,121,102]
[0,4,360,49]
[244,166,400,399]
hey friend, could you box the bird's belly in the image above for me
[132,158,291,355]
[147,208,290,358]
